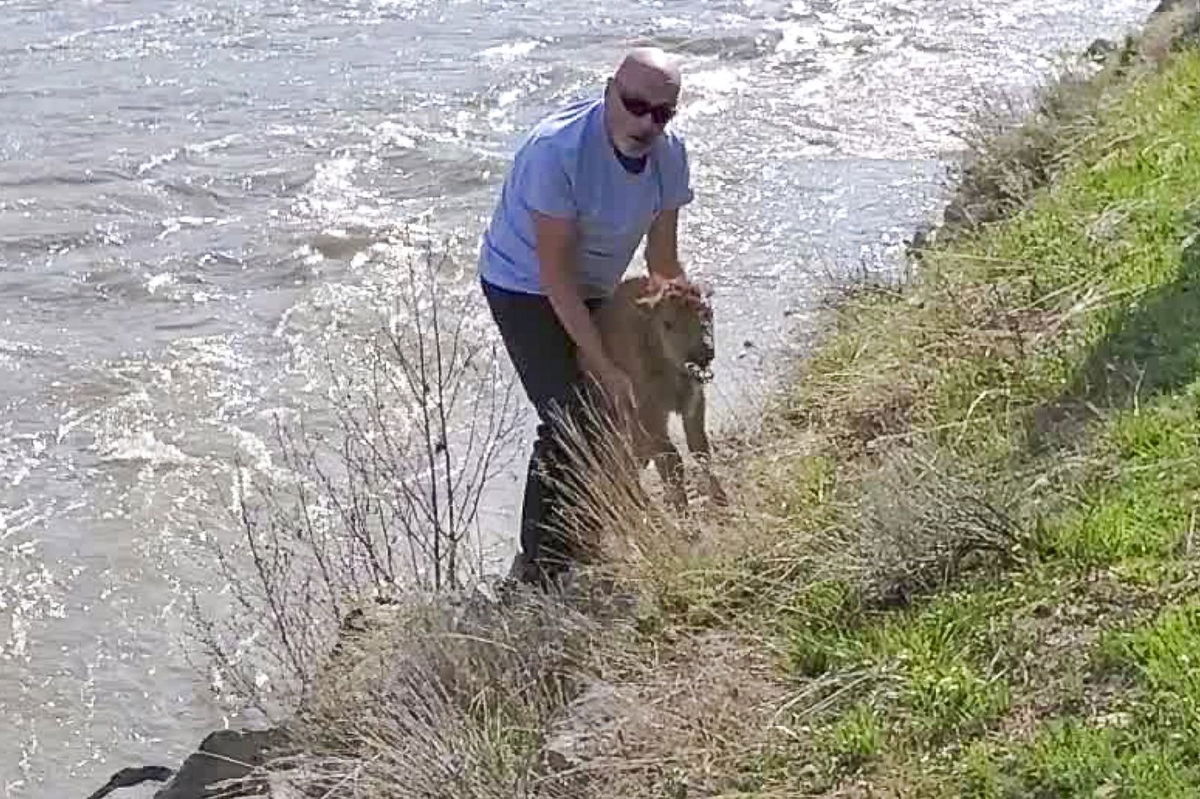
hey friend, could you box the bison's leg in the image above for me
[644,411,687,512]
[683,387,729,507]
[654,445,687,513]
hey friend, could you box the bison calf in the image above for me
[593,274,728,512]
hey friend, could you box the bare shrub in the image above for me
[191,235,521,718]
[181,230,789,799]
[213,391,761,799]
[844,444,1026,606]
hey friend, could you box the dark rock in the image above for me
[1085,37,1118,61]
[904,222,937,260]
[86,765,174,799]
[153,729,290,799]
[1153,0,1186,14]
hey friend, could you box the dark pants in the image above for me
[481,278,605,584]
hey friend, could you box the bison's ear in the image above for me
[684,278,712,299]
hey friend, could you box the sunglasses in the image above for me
[615,90,676,125]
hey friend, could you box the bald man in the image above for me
[478,48,694,586]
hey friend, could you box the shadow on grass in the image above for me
[1029,232,1200,450]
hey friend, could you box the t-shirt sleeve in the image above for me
[661,137,694,211]
[517,140,576,219]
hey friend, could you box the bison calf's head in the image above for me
[636,277,715,382]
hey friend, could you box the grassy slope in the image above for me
[706,40,1200,798]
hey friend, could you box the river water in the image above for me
[0,0,1155,795]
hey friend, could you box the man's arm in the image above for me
[534,212,635,408]
[645,208,685,281]
[534,212,608,371]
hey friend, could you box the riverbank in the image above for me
[728,4,1200,793]
[146,3,1200,797]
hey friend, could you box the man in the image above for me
[478,47,694,586]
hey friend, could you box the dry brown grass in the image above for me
[232,398,820,798]
[846,444,1026,607]
[537,630,789,798]
[225,346,1036,798]
[249,585,633,798]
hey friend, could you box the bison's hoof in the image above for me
[707,480,730,507]
[666,490,688,514]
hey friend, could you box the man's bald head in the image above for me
[613,47,682,99]
[605,47,682,157]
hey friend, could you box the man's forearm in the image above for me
[533,212,616,376]
[648,257,684,280]
[646,243,684,280]
[543,276,612,375]
[645,208,685,280]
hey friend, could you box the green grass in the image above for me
[951,601,1200,798]
[1042,402,1200,566]
[815,703,884,770]
[545,27,1200,798]
[737,42,1200,797]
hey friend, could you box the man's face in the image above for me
[606,74,679,157]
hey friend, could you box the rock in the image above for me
[541,680,627,773]
[1153,0,1186,14]
[154,729,290,799]
[904,222,937,261]
[86,765,174,799]
[1085,37,1117,61]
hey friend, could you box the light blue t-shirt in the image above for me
[478,98,694,299]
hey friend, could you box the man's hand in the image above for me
[596,362,637,418]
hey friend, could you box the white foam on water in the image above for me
[479,40,541,61]
[375,121,419,149]
[156,215,221,241]
[1,500,67,671]
[135,148,181,176]
[0,339,47,359]
[185,134,243,156]
[96,430,191,466]
[145,273,176,294]
[688,65,751,95]
[652,16,691,29]
[496,88,523,108]
[225,425,277,476]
